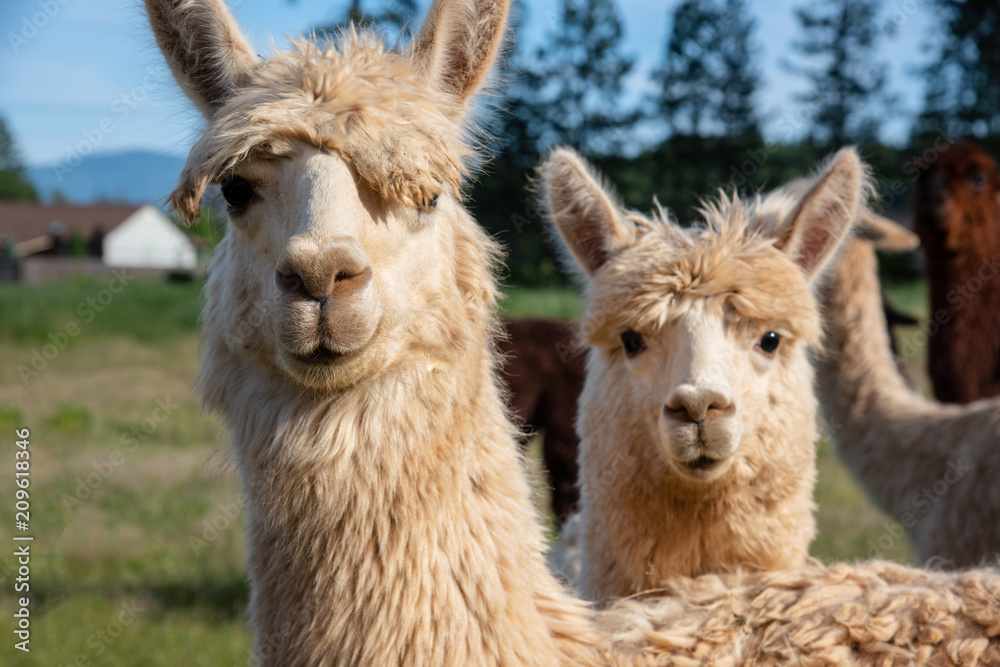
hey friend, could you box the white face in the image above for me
[543,147,863,490]
[611,300,791,482]
[216,142,444,390]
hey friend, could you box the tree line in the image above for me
[3,0,997,283]
[468,0,999,284]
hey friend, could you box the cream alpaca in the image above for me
[543,148,866,601]
[149,0,1000,663]
[149,0,602,662]
[816,222,1000,568]
[537,146,1000,662]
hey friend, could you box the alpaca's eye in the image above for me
[420,195,439,213]
[971,172,988,191]
[758,331,781,354]
[221,176,255,213]
[620,330,645,356]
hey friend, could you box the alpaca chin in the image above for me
[276,340,380,391]
[660,418,742,481]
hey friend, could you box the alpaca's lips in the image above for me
[278,341,375,390]
[682,455,722,472]
[289,345,349,365]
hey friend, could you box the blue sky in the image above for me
[1,0,933,167]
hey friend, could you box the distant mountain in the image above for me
[28,150,186,207]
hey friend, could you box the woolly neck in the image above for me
[196,237,600,666]
[815,239,967,515]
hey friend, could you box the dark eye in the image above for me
[758,331,780,354]
[221,176,255,213]
[420,195,439,212]
[971,172,988,191]
[620,329,645,356]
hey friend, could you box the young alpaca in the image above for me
[542,147,873,602]
[816,221,1000,568]
[915,140,1000,403]
[499,317,585,522]
[540,148,1000,661]
[151,0,1000,662]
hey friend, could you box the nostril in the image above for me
[707,393,734,412]
[330,265,373,296]
[275,270,314,300]
[663,404,697,424]
[706,402,735,419]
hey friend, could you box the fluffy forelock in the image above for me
[584,191,821,347]
[170,31,477,222]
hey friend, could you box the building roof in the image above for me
[0,201,142,244]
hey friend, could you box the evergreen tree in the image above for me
[914,0,1000,138]
[487,1,545,170]
[653,1,719,136]
[652,0,760,137]
[787,0,895,146]
[914,60,952,139]
[715,0,760,136]
[0,117,37,202]
[465,1,556,284]
[528,0,635,156]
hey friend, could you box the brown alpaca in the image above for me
[816,220,1000,568]
[914,140,1000,404]
[149,1,1000,662]
[499,317,585,522]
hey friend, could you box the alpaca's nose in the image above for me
[664,384,735,423]
[276,236,372,303]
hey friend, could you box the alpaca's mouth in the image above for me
[673,454,730,480]
[277,340,378,391]
[684,455,721,472]
[288,345,350,366]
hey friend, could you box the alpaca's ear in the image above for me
[540,148,635,276]
[411,0,510,104]
[145,0,257,116]
[856,211,920,252]
[776,147,865,281]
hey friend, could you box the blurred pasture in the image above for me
[0,275,927,665]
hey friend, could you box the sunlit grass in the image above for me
[0,276,204,345]
[0,278,927,664]
[500,285,583,319]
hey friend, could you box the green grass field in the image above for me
[0,276,924,665]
